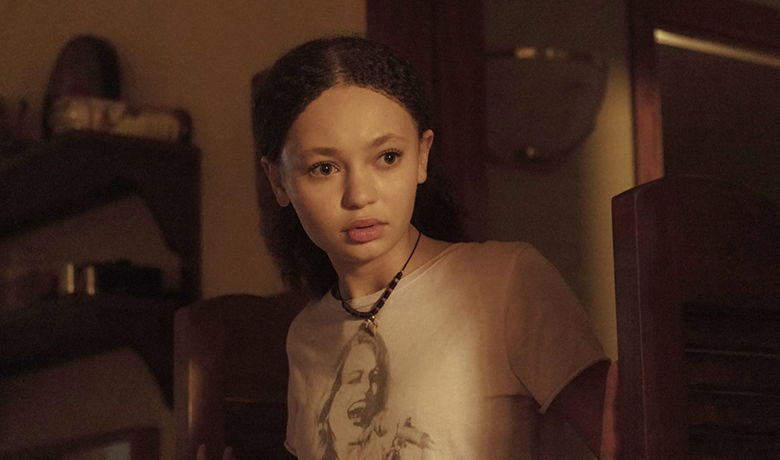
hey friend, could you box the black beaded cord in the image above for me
[335,230,422,320]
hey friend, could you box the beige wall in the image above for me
[0,0,366,299]
[0,0,365,456]
[484,0,636,359]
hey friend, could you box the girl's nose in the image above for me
[342,170,377,209]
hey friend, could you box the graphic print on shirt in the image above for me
[315,323,436,460]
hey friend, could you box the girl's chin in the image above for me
[330,244,389,264]
[323,228,412,264]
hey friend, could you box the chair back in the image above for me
[612,176,780,459]
[174,293,306,460]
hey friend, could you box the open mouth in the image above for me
[347,400,367,425]
[344,220,384,243]
[346,218,381,231]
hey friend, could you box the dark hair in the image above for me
[252,35,463,297]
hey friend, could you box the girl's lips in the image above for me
[346,224,384,244]
[344,219,384,244]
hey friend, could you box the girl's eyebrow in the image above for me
[369,133,406,148]
[300,134,407,156]
[301,146,339,157]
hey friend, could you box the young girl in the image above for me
[252,35,616,460]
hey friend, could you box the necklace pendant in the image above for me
[365,315,378,336]
[339,230,420,333]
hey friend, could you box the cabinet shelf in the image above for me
[0,131,200,297]
[0,294,184,406]
[0,132,201,406]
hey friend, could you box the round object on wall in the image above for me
[486,47,607,169]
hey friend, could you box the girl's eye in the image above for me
[381,151,400,166]
[309,162,335,176]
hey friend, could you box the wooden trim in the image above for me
[431,1,488,241]
[366,1,435,86]
[652,0,780,52]
[174,294,305,460]
[629,0,780,185]
[629,0,665,184]
[611,188,648,459]
[613,176,780,459]
[367,0,488,241]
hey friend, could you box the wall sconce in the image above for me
[485,47,607,168]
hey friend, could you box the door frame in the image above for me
[628,0,780,184]
[367,0,488,240]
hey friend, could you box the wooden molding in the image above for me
[629,0,780,185]
[629,0,665,184]
[367,0,488,241]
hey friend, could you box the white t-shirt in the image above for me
[285,241,606,460]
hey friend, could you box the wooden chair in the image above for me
[612,175,780,459]
[174,293,306,460]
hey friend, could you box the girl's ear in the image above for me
[261,157,291,207]
[417,129,433,184]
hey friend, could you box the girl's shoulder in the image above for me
[439,240,538,265]
[401,240,541,286]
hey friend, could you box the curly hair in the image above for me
[252,35,463,297]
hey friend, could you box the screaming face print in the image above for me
[331,343,381,430]
[316,325,437,460]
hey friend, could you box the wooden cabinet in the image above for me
[0,131,200,406]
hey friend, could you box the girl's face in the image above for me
[264,85,432,268]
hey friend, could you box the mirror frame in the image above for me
[628,0,780,184]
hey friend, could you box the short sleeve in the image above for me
[503,246,607,413]
[284,388,298,456]
[285,319,300,457]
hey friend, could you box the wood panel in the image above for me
[628,0,665,184]
[174,294,305,460]
[612,176,780,459]
[367,0,488,241]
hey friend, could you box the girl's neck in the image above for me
[332,229,452,300]
[333,228,419,300]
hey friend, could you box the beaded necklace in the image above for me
[334,230,422,335]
